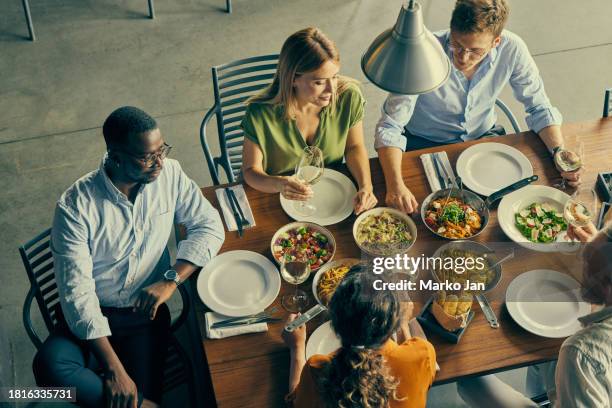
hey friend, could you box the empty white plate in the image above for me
[506,269,590,338]
[197,250,281,317]
[456,143,533,196]
[306,321,341,359]
[280,169,357,226]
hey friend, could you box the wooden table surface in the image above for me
[192,118,612,408]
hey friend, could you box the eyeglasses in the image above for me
[117,143,173,167]
[449,38,488,58]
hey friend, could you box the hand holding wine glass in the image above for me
[294,146,324,216]
[553,139,583,190]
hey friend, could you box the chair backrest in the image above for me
[19,229,59,349]
[495,98,521,134]
[200,54,279,185]
[604,88,612,118]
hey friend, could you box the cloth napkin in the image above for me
[204,311,268,339]
[215,184,256,232]
[420,151,457,193]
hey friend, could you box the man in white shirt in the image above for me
[33,106,224,408]
[375,0,581,213]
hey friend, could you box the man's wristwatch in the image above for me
[550,145,563,158]
[163,269,181,286]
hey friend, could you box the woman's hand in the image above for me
[277,176,313,201]
[567,221,598,242]
[353,187,377,215]
[281,314,306,351]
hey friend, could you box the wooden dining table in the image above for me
[190,118,612,408]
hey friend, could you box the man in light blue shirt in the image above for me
[375,0,581,213]
[33,106,224,408]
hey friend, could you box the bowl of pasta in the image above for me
[421,188,489,240]
[352,207,417,257]
[312,258,362,306]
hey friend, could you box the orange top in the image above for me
[288,337,437,408]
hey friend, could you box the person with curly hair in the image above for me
[282,269,436,407]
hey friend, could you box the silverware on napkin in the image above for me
[214,317,281,328]
[212,307,278,329]
[225,187,243,237]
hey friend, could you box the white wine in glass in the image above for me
[294,146,324,216]
[564,188,597,231]
[280,257,311,313]
[553,140,583,190]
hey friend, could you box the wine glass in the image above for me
[563,187,598,239]
[279,253,311,313]
[294,146,324,216]
[553,139,583,190]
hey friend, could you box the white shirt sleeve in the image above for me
[555,345,609,408]
[172,162,225,267]
[374,93,419,151]
[52,203,111,340]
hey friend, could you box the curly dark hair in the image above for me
[319,269,404,408]
[102,106,157,149]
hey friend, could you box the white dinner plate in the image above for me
[506,269,590,338]
[306,321,341,359]
[456,143,533,196]
[280,169,357,226]
[498,185,577,252]
[196,250,281,317]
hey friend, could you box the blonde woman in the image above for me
[283,270,437,408]
[241,27,377,214]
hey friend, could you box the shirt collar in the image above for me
[578,305,612,326]
[97,154,129,204]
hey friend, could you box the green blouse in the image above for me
[241,83,365,175]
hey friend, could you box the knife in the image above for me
[476,294,499,329]
[284,304,326,332]
[214,317,281,328]
[434,153,454,188]
[432,153,448,189]
[228,188,249,228]
[484,175,538,209]
[225,187,243,237]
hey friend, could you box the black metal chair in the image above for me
[19,0,155,42]
[20,229,197,405]
[603,88,612,118]
[199,54,279,185]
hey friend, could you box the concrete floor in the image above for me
[1,0,611,406]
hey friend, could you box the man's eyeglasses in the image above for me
[117,143,173,167]
[449,38,488,58]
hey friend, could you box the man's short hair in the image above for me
[102,106,157,148]
[450,0,509,38]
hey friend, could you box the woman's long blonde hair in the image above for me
[319,269,405,408]
[248,27,356,120]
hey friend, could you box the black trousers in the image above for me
[33,304,171,408]
[404,124,507,151]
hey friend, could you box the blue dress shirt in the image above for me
[374,30,563,150]
[51,157,224,340]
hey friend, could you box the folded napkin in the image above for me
[215,184,256,232]
[420,151,457,193]
[204,311,268,339]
